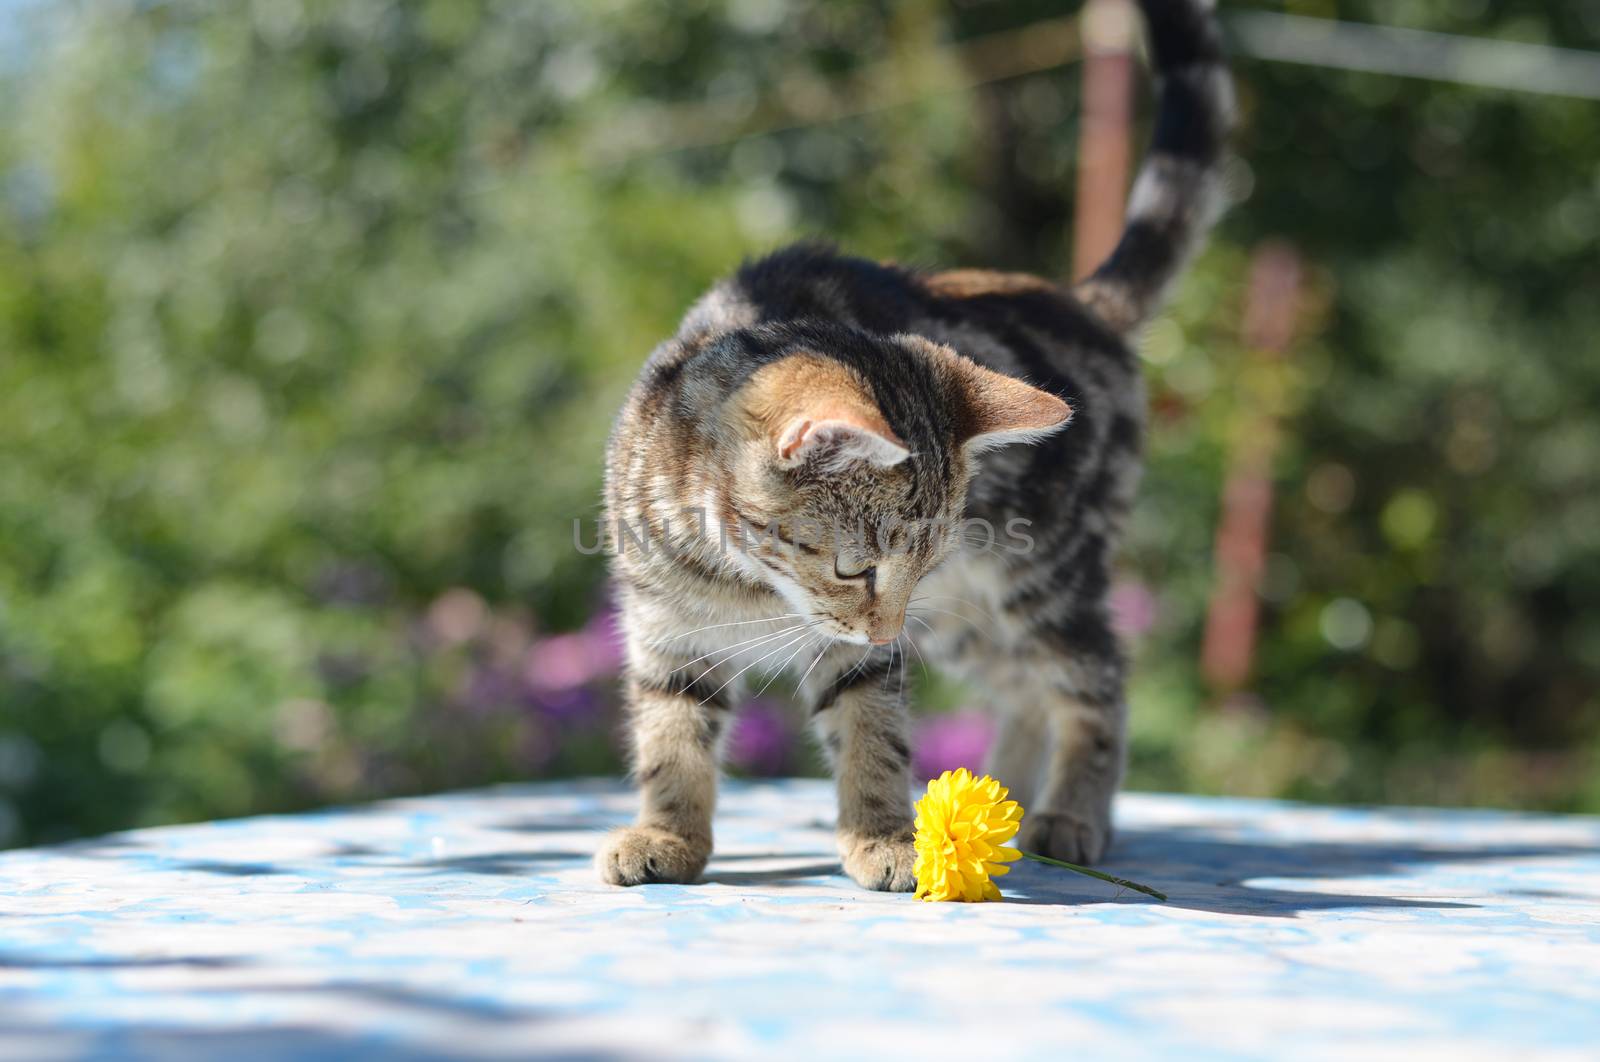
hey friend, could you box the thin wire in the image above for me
[467,6,1600,200]
[1227,11,1600,102]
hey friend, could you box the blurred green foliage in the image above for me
[1,0,1597,845]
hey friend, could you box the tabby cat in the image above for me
[596,0,1231,889]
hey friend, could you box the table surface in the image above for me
[3,779,1599,1062]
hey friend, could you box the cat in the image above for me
[596,0,1231,890]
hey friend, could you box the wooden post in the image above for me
[1200,242,1303,693]
[1071,0,1136,281]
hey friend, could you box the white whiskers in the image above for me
[752,633,818,699]
[661,613,805,643]
[698,628,815,707]
[794,640,832,699]
[911,593,999,625]
[670,622,816,677]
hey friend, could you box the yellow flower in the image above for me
[912,768,1024,902]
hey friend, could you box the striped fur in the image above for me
[596,0,1231,889]
[1076,0,1234,334]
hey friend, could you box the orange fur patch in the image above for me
[923,269,1061,299]
[738,354,903,455]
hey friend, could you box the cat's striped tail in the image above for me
[1073,0,1234,336]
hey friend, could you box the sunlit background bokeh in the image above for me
[1,0,1597,847]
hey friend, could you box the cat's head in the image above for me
[719,324,1070,645]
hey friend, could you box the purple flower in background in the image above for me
[524,608,625,695]
[1109,579,1158,639]
[581,605,626,673]
[726,699,792,776]
[912,711,993,781]
[537,686,600,724]
[524,634,595,693]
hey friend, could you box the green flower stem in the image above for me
[1019,851,1168,902]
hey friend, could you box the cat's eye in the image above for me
[834,556,876,581]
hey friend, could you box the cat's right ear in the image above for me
[951,361,1072,455]
[899,335,1072,455]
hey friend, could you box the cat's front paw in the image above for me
[595,826,710,886]
[1018,810,1110,865]
[840,829,917,892]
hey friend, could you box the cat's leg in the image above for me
[922,580,1125,861]
[1005,623,1126,865]
[595,641,735,886]
[808,646,917,891]
[983,701,1051,812]
[938,627,1049,809]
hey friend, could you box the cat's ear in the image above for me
[775,413,910,469]
[957,364,1073,454]
[901,335,1072,454]
[743,354,910,470]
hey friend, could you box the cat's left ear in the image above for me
[741,353,911,470]
[901,335,1072,454]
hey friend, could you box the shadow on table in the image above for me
[415,850,596,875]
[1004,827,1599,915]
[700,860,842,886]
[0,969,626,1061]
[392,828,1595,915]
[403,848,847,886]
[397,793,1600,912]
[690,830,1595,911]
[0,953,247,970]
[0,1020,620,1062]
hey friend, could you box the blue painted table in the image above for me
[3,780,1599,1060]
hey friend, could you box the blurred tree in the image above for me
[0,0,1596,845]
